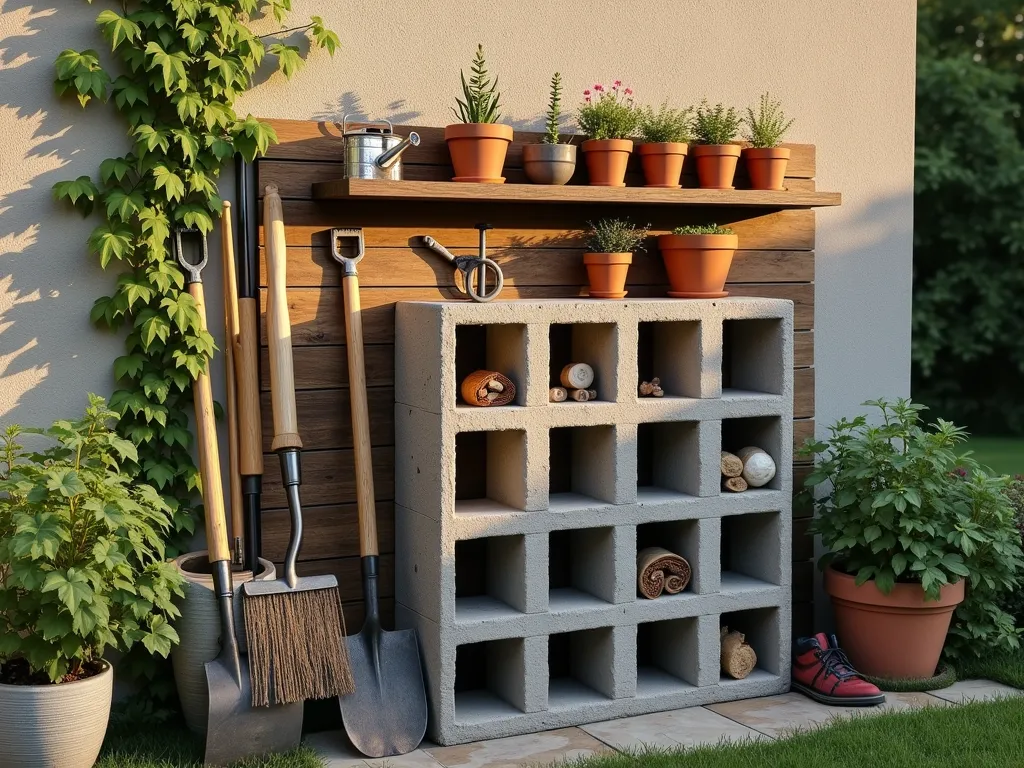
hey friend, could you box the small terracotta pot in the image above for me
[637,142,688,188]
[825,566,965,679]
[743,146,791,190]
[581,139,633,187]
[522,143,577,185]
[583,252,632,298]
[444,123,514,183]
[692,144,742,189]
[657,233,738,297]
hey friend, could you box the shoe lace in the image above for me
[817,647,859,681]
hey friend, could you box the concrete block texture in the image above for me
[394,298,793,744]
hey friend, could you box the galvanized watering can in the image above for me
[343,116,420,180]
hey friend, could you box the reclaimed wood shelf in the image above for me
[311,178,841,208]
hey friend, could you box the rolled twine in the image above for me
[721,626,757,680]
[460,370,516,407]
[636,546,692,599]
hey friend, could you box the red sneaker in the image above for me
[792,633,886,706]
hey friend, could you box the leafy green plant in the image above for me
[672,224,735,236]
[801,398,1023,659]
[638,102,693,144]
[542,72,564,144]
[577,81,639,141]
[0,395,185,683]
[453,44,502,124]
[692,100,741,145]
[743,93,794,148]
[584,218,649,253]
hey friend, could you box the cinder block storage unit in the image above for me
[394,298,793,745]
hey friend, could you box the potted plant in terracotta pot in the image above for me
[802,398,1022,680]
[445,44,513,183]
[742,93,795,190]
[637,102,693,188]
[0,395,184,768]
[523,72,576,185]
[691,100,742,189]
[577,80,639,187]
[657,224,737,298]
[582,218,648,298]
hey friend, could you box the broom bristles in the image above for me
[243,587,355,707]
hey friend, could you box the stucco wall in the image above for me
[1,0,915,438]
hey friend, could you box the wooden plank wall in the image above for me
[255,119,817,636]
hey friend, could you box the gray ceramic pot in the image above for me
[522,143,577,185]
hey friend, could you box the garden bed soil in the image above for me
[0,657,105,686]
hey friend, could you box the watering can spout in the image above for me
[375,131,420,170]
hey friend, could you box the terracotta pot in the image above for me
[825,566,965,679]
[581,139,633,187]
[522,143,577,185]
[637,142,688,188]
[583,252,632,298]
[0,661,112,768]
[444,123,514,183]
[743,146,791,190]
[692,144,741,189]
[657,233,738,297]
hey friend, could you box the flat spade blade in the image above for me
[340,623,428,758]
[204,655,303,767]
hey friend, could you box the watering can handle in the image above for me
[342,114,394,134]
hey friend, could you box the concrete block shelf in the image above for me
[395,298,794,745]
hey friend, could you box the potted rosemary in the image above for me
[445,44,513,183]
[582,218,648,299]
[577,80,639,186]
[691,100,742,189]
[657,224,738,297]
[523,72,576,185]
[742,93,795,190]
[636,102,693,188]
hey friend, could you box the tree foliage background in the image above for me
[914,1,1024,433]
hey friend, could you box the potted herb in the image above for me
[445,44,513,183]
[577,81,639,186]
[583,218,648,298]
[523,72,577,185]
[691,100,742,189]
[0,396,184,768]
[802,399,1022,679]
[742,93,795,190]
[636,102,693,188]
[657,224,738,298]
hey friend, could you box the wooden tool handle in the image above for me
[343,274,378,557]
[235,299,264,475]
[263,185,302,451]
[189,281,230,564]
[221,202,244,561]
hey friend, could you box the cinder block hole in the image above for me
[455,429,528,513]
[636,618,700,695]
[636,422,700,498]
[454,323,528,406]
[454,638,527,722]
[549,322,617,402]
[722,319,784,395]
[719,607,781,681]
[721,511,782,590]
[455,535,528,619]
[638,321,701,398]
[549,426,617,507]
[636,520,699,597]
[548,628,615,707]
[549,527,617,607]
[722,416,783,492]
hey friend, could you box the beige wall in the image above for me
[1,0,915,439]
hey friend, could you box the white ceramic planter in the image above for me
[0,661,113,768]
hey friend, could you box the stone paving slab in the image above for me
[580,705,765,751]
[424,727,609,767]
[927,679,1024,704]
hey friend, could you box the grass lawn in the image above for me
[959,648,1024,689]
[959,437,1024,476]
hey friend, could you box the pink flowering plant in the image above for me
[577,81,639,141]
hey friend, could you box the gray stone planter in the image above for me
[522,143,577,185]
[0,660,113,768]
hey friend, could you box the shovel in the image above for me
[174,227,303,766]
[332,228,428,757]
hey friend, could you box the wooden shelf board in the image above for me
[311,178,841,208]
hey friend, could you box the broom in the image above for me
[241,184,354,706]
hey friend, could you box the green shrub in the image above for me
[453,44,502,124]
[743,92,794,148]
[671,224,735,236]
[997,476,1024,626]
[638,102,693,144]
[692,100,741,145]
[542,72,565,144]
[584,218,649,253]
[577,81,639,140]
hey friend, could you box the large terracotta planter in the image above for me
[0,661,113,768]
[637,142,688,188]
[581,139,633,187]
[522,143,577,185]
[584,252,632,298]
[657,233,738,298]
[743,146,791,190]
[693,144,741,189]
[825,566,965,679]
[444,123,514,183]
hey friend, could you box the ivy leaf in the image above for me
[161,423,191,449]
[171,128,199,163]
[233,115,277,162]
[160,293,199,333]
[267,43,303,79]
[145,41,189,93]
[52,176,99,217]
[173,204,213,233]
[105,188,144,220]
[42,569,94,613]
[136,309,171,347]
[171,348,204,379]
[310,16,340,56]
[113,353,146,380]
[116,273,155,310]
[140,372,170,403]
[142,614,179,657]
[206,135,235,161]
[45,468,87,498]
[72,67,111,106]
[152,164,185,202]
[110,76,149,110]
[187,169,217,196]
[54,49,100,80]
[167,368,191,392]
[202,101,234,130]
[88,221,135,268]
[173,89,203,122]
[143,459,176,490]
[180,22,209,53]
[90,295,116,328]
[96,9,141,50]
[203,50,236,84]
[130,9,172,29]
[99,156,134,183]
[134,124,170,154]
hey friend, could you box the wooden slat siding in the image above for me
[259,345,395,390]
[261,447,395,509]
[262,503,396,563]
[276,555,396,604]
[794,330,814,368]
[793,419,814,459]
[259,388,396,449]
[793,368,814,419]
